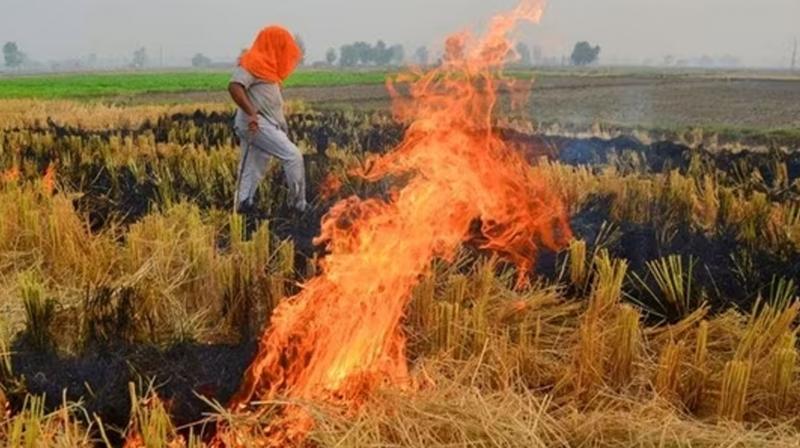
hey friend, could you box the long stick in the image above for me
[234,136,253,213]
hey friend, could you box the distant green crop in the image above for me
[0,70,393,99]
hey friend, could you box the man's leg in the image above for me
[252,124,308,212]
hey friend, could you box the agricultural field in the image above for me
[4,68,798,147]
[2,12,800,448]
[0,70,391,99]
[1,86,800,446]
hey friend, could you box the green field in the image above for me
[2,67,798,101]
[0,70,392,99]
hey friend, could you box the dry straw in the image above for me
[717,360,752,421]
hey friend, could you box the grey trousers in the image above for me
[234,116,307,212]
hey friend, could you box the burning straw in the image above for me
[222,0,571,445]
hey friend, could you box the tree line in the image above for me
[328,40,406,67]
[2,38,605,71]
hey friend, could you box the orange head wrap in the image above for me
[240,26,302,83]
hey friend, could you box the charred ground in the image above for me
[1,107,800,443]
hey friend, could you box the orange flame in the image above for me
[319,173,343,200]
[229,0,570,444]
[42,163,56,195]
[1,165,19,184]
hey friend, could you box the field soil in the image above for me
[129,74,800,131]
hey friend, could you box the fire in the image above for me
[42,163,56,195]
[1,165,19,184]
[227,0,570,444]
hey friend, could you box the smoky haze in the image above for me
[2,0,799,68]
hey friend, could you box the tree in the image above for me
[191,53,212,68]
[388,44,404,65]
[515,42,532,66]
[570,41,601,66]
[294,34,306,65]
[325,48,337,65]
[132,47,148,69]
[353,41,373,65]
[532,45,543,65]
[414,46,429,66]
[3,42,24,68]
[338,40,404,67]
[339,44,358,67]
[372,40,390,65]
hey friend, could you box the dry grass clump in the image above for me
[1,394,97,447]
[0,100,230,131]
[717,360,752,421]
[406,258,800,438]
[0,179,295,349]
[0,181,115,287]
[123,382,193,448]
[310,370,566,448]
[632,254,698,320]
[18,271,56,351]
[566,238,588,290]
[538,161,800,252]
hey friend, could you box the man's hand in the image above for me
[247,113,260,134]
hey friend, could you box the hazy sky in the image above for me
[2,0,799,67]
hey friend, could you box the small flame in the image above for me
[229,0,570,444]
[42,164,56,195]
[319,173,343,200]
[1,165,19,184]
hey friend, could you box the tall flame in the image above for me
[228,0,570,443]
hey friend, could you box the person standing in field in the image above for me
[228,25,307,216]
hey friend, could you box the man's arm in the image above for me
[228,82,259,134]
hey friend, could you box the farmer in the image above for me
[228,25,307,215]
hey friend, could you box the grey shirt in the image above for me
[230,66,288,131]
